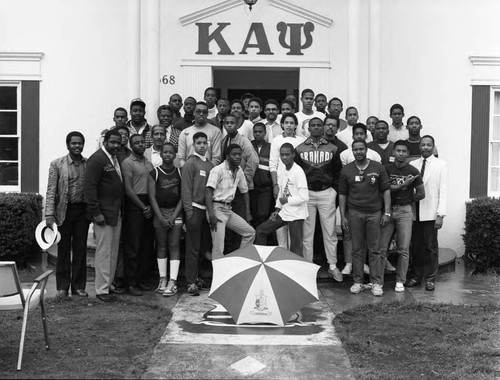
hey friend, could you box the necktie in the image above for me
[420,158,427,179]
[113,156,122,181]
[222,137,231,161]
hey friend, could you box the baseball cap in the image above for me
[130,98,146,108]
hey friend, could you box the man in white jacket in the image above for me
[406,135,448,292]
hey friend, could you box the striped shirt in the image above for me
[206,161,248,203]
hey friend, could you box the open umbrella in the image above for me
[209,244,320,326]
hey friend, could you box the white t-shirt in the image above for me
[269,134,306,173]
[295,110,325,138]
[336,126,373,147]
[276,163,309,221]
[222,119,254,141]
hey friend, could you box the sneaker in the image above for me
[363,264,370,274]
[187,283,200,296]
[350,283,365,294]
[363,282,373,290]
[163,280,178,297]
[341,263,352,275]
[328,267,343,282]
[156,277,168,293]
[395,282,405,292]
[385,258,396,273]
[371,284,384,297]
[196,277,210,291]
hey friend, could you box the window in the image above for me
[489,89,500,196]
[0,83,20,190]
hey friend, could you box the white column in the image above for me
[368,0,381,117]
[181,66,212,101]
[127,0,140,98]
[348,0,361,108]
[141,0,161,115]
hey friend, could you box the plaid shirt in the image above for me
[126,121,153,148]
[206,161,248,203]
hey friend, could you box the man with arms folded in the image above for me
[379,140,425,292]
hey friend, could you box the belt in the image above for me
[213,200,232,207]
[392,204,411,208]
[309,185,331,192]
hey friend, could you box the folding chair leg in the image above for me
[17,307,30,371]
[40,298,50,350]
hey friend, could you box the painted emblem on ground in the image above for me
[160,292,342,346]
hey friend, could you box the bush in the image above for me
[0,192,43,266]
[463,197,500,273]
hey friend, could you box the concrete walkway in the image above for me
[25,253,500,379]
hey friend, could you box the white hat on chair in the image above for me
[35,220,61,251]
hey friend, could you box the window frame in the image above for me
[0,81,22,192]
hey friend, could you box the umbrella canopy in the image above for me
[209,244,320,326]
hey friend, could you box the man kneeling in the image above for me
[254,143,309,256]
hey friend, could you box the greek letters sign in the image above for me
[195,22,315,56]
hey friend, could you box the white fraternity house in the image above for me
[1,0,500,256]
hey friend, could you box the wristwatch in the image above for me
[384,212,391,217]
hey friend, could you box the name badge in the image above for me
[355,176,364,182]
[200,170,206,177]
[389,156,395,162]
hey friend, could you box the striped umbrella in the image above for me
[209,244,320,326]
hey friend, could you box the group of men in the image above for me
[44,87,447,301]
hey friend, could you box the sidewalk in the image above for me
[24,252,500,379]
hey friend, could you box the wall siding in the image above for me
[20,81,39,192]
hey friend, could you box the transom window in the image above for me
[0,83,20,190]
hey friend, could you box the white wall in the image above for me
[375,0,500,253]
[1,0,499,254]
[0,0,132,196]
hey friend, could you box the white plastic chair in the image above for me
[0,261,53,370]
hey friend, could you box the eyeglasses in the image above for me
[194,110,208,115]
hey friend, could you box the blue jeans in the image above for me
[379,205,413,283]
[348,209,385,285]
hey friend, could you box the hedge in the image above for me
[463,197,500,273]
[0,192,43,266]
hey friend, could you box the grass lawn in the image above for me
[0,297,172,379]
[334,301,500,380]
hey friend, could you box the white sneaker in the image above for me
[156,277,168,293]
[395,282,405,292]
[163,279,178,297]
[350,283,365,294]
[341,263,352,275]
[363,264,370,274]
[371,284,383,297]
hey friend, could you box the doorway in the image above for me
[213,67,299,106]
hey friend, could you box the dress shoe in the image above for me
[72,289,89,297]
[425,282,435,291]
[96,294,115,302]
[110,285,125,295]
[112,278,126,293]
[138,282,153,291]
[127,286,143,296]
[55,290,69,299]
[405,278,421,288]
